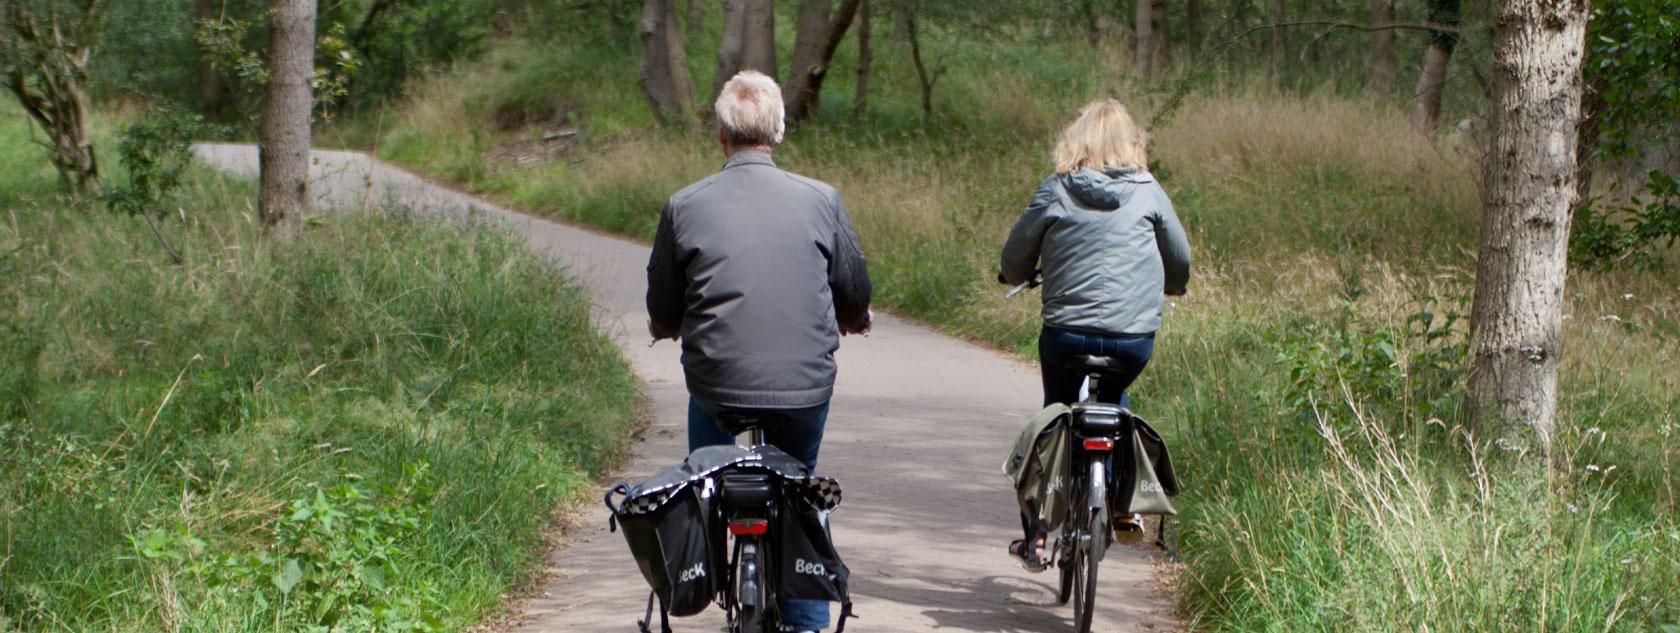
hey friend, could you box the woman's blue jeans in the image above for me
[688,396,831,631]
[1037,325,1155,408]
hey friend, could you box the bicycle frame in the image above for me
[717,426,780,633]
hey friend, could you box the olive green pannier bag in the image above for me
[1003,404,1074,531]
[1004,405,1180,532]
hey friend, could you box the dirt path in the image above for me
[194,144,1180,633]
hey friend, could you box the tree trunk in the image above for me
[1409,0,1461,135]
[685,0,705,33]
[258,0,316,233]
[195,0,225,122]
[905,11,936,119]
[1150,0,1168,71]
[714,0,746,101]
[742,0,777,78]
[854,0,871,115]
[639,0,697,127]
[1186,0,1203,50]
[1467,0,1589,446]
[1573,69,1606,207]
[786,0,864,124]
[1081,0,1101,48]
[1368,0,1396,95]
[1134,0,1154,76]
[1271,0,1285,75]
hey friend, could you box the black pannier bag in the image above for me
[776,481,849,604]
[606,444,852,630]
[607,479,723,618]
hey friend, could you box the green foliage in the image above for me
[1585,0,1680,161]
[135,465,443,631]
[105,110,221,220]
[1272,299,1467,429]
[1573,170,1680,270]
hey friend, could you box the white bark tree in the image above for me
[1468,0,1591,444]
[258,0,316,233]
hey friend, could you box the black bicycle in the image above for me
[1006,272,1149,632]
[714,412,783,633]
[1052,356,1143,633]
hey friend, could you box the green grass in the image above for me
[0,109,640,631]
[326,18,1680,632]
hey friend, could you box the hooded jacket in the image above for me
[999,168,1191,336]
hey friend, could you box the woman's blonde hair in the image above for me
[1053,99,1148,175]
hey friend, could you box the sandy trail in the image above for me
[195,144,1178,633]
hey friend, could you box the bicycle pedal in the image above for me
[1112,514,1146,545]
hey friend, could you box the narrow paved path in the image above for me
[195,145,1179,633]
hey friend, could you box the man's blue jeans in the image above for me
[688,397,831,631]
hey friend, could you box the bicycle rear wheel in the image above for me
[1071,506,1102,633]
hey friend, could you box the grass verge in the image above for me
[0,109,639,631]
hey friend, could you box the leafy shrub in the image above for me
[1572,170,1680,270]
[135,465,443,631]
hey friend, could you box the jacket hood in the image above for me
[1061,167,1153,210]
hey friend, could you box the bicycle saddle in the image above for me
[715,411,775,436]
[1068,354,1128,375]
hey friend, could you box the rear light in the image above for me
[1083,438,1115,451]
[728,519,769,536]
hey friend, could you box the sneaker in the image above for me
[1112,513,1146,545]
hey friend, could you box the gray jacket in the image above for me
[647,151,872,408]
[999,168,1191,335]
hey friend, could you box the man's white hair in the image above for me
[715,70,785,147]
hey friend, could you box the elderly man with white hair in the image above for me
[645,70,872,633]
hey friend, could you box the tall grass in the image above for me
[329,23,1680,632]
[0,110,639,631]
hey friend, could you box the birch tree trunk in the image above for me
[639,0,696,127]
[1368,0,1396,95]
[1410,0,1461,135]
[786,0,863,124]
[258,0,316,233]
[1134,0,1154,77]
[1468,0,1590,445]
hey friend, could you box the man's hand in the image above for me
[648,319,680,341]
[840,309,874,336]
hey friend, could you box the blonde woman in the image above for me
[997,99,1190,571]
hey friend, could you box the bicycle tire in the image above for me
[1072,507,1102,633]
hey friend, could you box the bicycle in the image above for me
[713,412,784,633]
[1051,356,1142,633]
[1005,272,1149,633]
